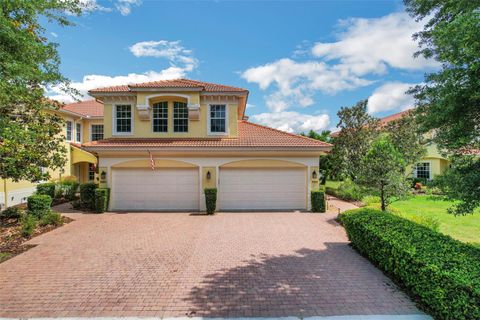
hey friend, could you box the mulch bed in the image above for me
[0,215,73,263]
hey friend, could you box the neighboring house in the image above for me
[378,110,450,180]
[78,79,331,211]
[1,101,101,209]
[329,109,450,181]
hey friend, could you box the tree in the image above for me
[404,0,480,214]
[384,112,426,170]
[331,100,379,181]
[0,0,82,182]
[357,135,408,211]
[300,130,332,143]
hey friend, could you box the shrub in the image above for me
[36,183,55,198]
[394,212,440,231]
[80,182,97,210]
[39,210,63,226]
[71,199,82,210]
[60,180,79,201]
[311,190,326,213]
[0,207,24,220]
[326,180,369,201]
[361,195,381,206]
[21,214,37,237]
[340,208,480,320]
[94,188,109,213]
[27,194,52,218]
[204,188,217,214]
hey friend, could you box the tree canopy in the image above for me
[0,0,82,182]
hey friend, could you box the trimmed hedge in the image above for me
[27,194,52,218]
[36,183,55,199]
[80,182,97,210]
[311,190,326,212]
[204,188,217,214]
[340,208,480,320]
[94,188,109,213]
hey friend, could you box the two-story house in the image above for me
[78,79,331,211]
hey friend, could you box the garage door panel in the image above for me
[219,168,306,210]
[111,168,199,211]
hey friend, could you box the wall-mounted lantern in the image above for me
[100,171,107,181]
[312,170,318,180]
[206,171,211,180]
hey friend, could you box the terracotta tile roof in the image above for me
[82,121,332,150]
[62,100,104,117]
[89,79,247,94]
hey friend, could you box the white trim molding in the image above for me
[112,103,134,136]
[207,103,229,136]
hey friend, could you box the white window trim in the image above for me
[207,104,229,136]
[66,121,73,141]
[151,101,169,134]
[75,122,82,143]
[414,161,432,180]
[173,101,189,134]
[112,104,134,136]
[90,123,104,141]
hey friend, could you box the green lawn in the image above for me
[325,180,342,190]
[390,196,480,246]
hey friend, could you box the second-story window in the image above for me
[173,101,188,132]
[152,101,168,132]
[66,121,72,141]
[91,124,104,141]
[76,123,82,142]
[209,104,226,133]
[115,105,132,134]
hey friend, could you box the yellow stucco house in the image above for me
[1,79,331,211]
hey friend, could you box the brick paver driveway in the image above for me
[0,209,423,318]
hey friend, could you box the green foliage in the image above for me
[0,1,83,182]
[384,113,426,168]
[311,190,326,213]
[361,195,381,206]
[59,180,79,201]
[39,210,62,227]
[325,179,369,201]
[356,135,408,211]
[36,183,55,199]
[340,208,480,319]
[21,214,37,237]
[300,130,332,143]
[435,155,480,215]
[27,194,52,218]
[204,188,217,214]
[404,0,480,214]
[331,100,379,181]
[94,188,109,213]
[79,182,97,210]
[0,206,24,220]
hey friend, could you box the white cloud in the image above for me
[129,40,198,71]
[311,12,438,75]
[367,82,416,114]
[242,58,372,112]
[77,0,112,13]
[115,0,141,16]
[50,32,58,38]
[251,112,330,134]
[48,67,188,103]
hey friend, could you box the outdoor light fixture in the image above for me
[312,170,318,180]
[206,171,211,180]
[100,171,106,180]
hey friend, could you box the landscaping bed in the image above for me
[340,208,480,320]
[0,211,72,263]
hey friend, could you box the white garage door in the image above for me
[111,168,199,211]
[219,168,307,210]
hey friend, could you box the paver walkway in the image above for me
[0,202,424,318]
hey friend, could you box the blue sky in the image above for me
[46,0,437,133]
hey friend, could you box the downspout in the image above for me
[3,179,7,209]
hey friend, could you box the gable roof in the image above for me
[89,79,248,94]
[82,121,332,151]
[62,99,104,117]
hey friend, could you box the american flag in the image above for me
[148,150,155,171]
